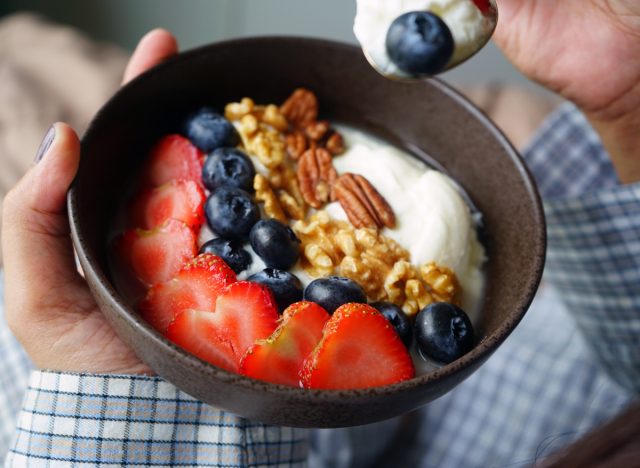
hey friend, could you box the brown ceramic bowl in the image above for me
[68,37,545,428]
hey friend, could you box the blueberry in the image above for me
[386,11,454,75]
[183,107,240,152]
[199,238,252,274]
[248,268,303,312]
[205,187,260,240]
[414,302,475,364]
[303,276,367,314]
[202,147,255,193]
[249,219,301,270]
[372,301,412,348]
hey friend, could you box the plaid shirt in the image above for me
[2,102,639,467]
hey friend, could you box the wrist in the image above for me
[583,82,640,184]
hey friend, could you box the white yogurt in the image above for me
[354,0,494,78]
[200,125,486,320]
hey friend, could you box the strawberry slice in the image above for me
[163,281,279,371]
[166,309,237,372]
[141,134,204,187]
[240,301,330,387]
[300,303,415,389]
[138,253,236,332]
[116,219,197,288]
[212,281,280,364]
[129,180,205,230]
[472,0,493,14]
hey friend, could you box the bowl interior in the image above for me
[69,37,545,428]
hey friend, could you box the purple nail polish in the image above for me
[34,125,56,163]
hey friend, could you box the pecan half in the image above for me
[297,148,338,209]
[332,173,395,229]
[285,131,308,160]
[325,131,345,155]
[305,120,330,141]
[280,88,318,129]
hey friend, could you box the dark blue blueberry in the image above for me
[248,268,303,313]
[249,219,301,270]
[202,147,255,193]
[414,302,475,364]
[183,107,240,152]
[386,11,454,75]
[303,276,366,314]
[205,187,260,240]
[199,238,252,274]
[372,301,412,348]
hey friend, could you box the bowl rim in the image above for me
[68,35,547,402]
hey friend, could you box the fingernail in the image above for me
[34,125,56,163]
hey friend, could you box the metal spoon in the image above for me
[361,0,498,81]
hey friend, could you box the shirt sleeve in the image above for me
[522,103,640,393]
[5,371,309,467]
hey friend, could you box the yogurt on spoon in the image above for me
[354,0,498,79]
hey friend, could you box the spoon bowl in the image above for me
[361,0,498,81]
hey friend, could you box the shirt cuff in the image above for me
[6,370,309,467]
[544,182,640,393]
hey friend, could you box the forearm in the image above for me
[5,371,309,467]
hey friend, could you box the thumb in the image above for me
[2,123,84,322]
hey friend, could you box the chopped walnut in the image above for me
[294,212,409,300]
[421,262,461,304]
[293,212,345,277]
[269,163,306,220]
[277,191,305,220]
[293,212,462,314]
[263,104,289,132]
[226,97,289,170]
[225,97,255,120]
[240,114,259,136]
[404,279,434,317]
[384,260,414,306]
[249,131,285,169]
[384,261,434,317]
[254,174,287,223]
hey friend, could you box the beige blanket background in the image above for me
[0,13,558,266]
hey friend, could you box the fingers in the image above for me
[122,28,178,84]
[2,123,84,326]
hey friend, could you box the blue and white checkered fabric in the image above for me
[2,102,639,467]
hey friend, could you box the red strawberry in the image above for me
[163,281,279,371]
[472,0,493,14]
[139,253,236,332]
[142,134,204,187]
[116,219,197,288]
[240,301,330,387]
[166,309,237,372]
[129,180,205,230]
[300,303,415,389]
[212,281,280,363]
